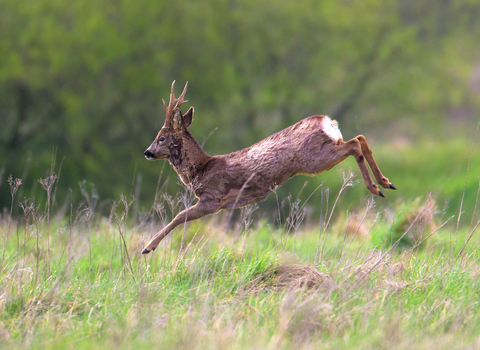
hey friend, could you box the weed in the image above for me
[0,169,479,349]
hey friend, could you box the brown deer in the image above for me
[142,81,396,254]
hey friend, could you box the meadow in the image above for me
[2,1,480,348]
[1,136,480,350]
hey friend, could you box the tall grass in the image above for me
[1,166,480,349]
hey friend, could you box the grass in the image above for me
[1,170,480,350]
[1,133,480,349]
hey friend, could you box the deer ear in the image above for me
[172,109,182,130]
[183,107,194,128]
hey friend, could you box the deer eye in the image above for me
[158,137,165,142]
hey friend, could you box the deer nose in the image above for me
[144,150,154,159]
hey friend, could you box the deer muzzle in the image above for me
[144,150,155,160]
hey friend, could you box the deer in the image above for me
[141,81,396,254]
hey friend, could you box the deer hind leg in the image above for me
[142,201,219,254]
[334,138,390,197]
[355,135,396,190]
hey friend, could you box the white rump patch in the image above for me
[323,116,343,141]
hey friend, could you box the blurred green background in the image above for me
[1,0,480,221]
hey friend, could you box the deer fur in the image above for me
[142,81,396,254]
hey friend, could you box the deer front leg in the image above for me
[142,201,220,254]
[356,135,397,191]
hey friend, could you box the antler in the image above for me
[163,80,188,122]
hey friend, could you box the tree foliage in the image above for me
[0,0,479,211]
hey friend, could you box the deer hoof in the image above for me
[378,190,385,198]
[141,248,151,255]
[389,183,397,190]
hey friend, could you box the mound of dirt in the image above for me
[392,196,438,249]
[249,264,337,293]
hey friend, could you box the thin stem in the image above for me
[454,120,479,256]
[314,185,324,264]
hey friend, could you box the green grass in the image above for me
[1,136,480,349]
[1,182,480,350]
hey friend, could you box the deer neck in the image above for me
[168,130,212,189]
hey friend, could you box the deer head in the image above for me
[144,81,194,161]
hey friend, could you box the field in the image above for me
[1,139,480,350]
[2,1,480,348]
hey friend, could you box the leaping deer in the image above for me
[142,81,396,254]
